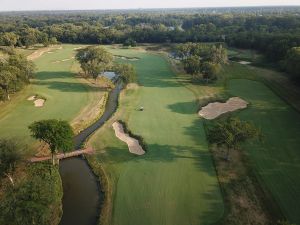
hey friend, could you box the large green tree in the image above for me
[76,46,113,80]
[0,69,16,100]
[28,120,74,165]
[207,117,261,160]
[0,53,35,101]
[182,55,202,79]
[0,32,19,47]
[114,63,137,84]
[282,47,300,80]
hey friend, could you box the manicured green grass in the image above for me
[89,49,224,225]
[0,44,93,147]
[228,79,300,224]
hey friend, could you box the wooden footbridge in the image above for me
[29,147,95,163]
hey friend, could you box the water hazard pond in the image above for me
[59,83,122,225]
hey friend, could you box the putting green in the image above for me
[0,45,94,146]
[229,79,300,224]
[89,49,224,225]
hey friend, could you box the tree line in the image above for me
[0,8,299,77]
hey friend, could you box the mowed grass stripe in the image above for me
[228,79,300,224]
[90,50,224,225]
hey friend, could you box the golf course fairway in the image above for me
[0,45,98,145]
[229,79,300,224]
[89,49,224,225]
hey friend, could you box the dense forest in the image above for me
[0,6,300,94]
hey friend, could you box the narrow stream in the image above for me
[59,83,122,225]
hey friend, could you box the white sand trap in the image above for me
[128,58,139,61]
[239,61,251,65]
[34,99,45,107]
[198,97,248,120]
[27,95,36,101]
[112,122,145,155]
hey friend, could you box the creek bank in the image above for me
[59,82,122,225]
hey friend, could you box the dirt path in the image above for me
[27,45,62,61]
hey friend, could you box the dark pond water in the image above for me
[59,83,122,225]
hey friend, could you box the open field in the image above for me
[0,44,104,148]
[88,48,224,225]
[228,79,300,224]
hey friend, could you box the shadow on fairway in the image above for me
[167,100,199,114]
[33,80,101,92]
[97,143,218,177]
[35,71,74,80]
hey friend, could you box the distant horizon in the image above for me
[1,0,300,12]
[1,5,300,13]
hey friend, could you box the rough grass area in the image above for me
[228,79,300,224]
[207,144,278,225]
[0,44,105,147]
[88,48,224,225]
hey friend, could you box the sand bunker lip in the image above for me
[27,95,36,101]
[198,97,248,120]
[34,99,45,107]
[112,121,145,155]
[238,61,251,65]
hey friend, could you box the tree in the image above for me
[0,53,35,101]
[0,32,19,47]
[207,117,261,160]
[282,47,300,80]
[201,62,221,82]
[28,120,74,165]
[183,55,202,79]
[0,69,16,100]
[123,38,137,47]
[114,63,137,83]
[75,46,113,81]
[0,139,21,186]
[207,45,228,64]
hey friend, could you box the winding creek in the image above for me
[59,83,122,225]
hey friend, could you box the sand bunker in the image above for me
[114,55,140,61]
[239,61,251,65]
[198,97,248,120]
[34,99,45,107]
[27,95,36,101]
[112,122,145,155]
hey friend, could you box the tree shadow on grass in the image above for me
[35,71,74,80]
[31,80,101,93]
[95,142,218,178]
[167,100,199,115]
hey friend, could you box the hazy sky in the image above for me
[1,0,300,11]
